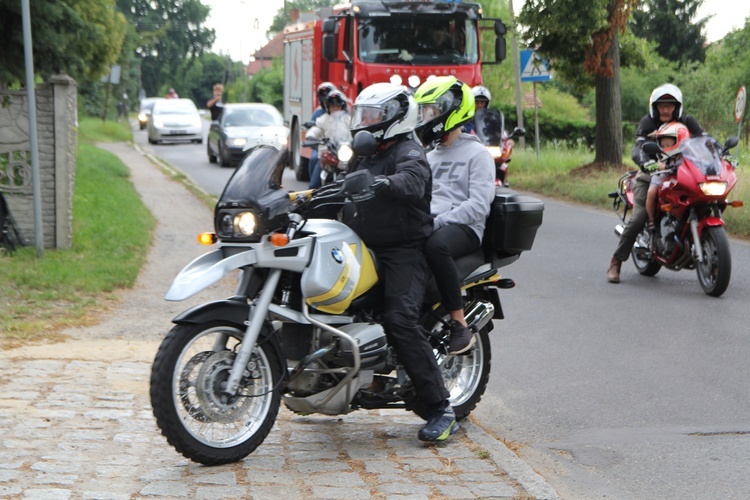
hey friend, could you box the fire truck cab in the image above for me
[284,0,506,181]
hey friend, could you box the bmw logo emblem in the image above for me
[331,248,344,263]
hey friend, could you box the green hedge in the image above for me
[495,105,635,149]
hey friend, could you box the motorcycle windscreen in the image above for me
[217,145,290,220]
[679,136,726,176]
[474,108,505,146]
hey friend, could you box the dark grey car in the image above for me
[207,103,289,167]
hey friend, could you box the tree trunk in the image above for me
[594,27,623,166]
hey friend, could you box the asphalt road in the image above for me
[136,122,750,499]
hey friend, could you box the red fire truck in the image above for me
[283,0,507,181]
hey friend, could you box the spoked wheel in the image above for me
[406,319,491,421]
[150,321,281,465]
[696,226,731,297]
[631,229,662,276]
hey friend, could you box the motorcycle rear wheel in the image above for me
[408,322,491,421]
[696,226,731,297]
[150,321,281,465]
[631,230,662,276]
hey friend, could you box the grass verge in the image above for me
[0,118,155,349]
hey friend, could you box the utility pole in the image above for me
[509,0,525,149]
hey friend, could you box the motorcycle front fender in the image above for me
[173,298,250,325]
[165,247,257,301]
[697,216,724,234]
[172,299,288,378]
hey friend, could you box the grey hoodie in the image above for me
[427,133,495,241]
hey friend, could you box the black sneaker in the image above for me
[447,320,476,354]
[418,402,457,442]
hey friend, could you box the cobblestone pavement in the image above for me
[0,142,559,499]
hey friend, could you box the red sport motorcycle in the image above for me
[474,108,525,187]
[610,135,742,297]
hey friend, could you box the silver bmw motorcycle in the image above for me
[149,141,544,465]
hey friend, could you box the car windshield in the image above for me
[223,107,283,127]
[140,99,160,112]
[153,100,197,115]
[359,16,478,65]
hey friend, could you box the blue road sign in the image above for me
[520,50,551,83]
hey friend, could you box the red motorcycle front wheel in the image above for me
[696,226,731,297]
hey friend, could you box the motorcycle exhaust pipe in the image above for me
[465,300,495,333]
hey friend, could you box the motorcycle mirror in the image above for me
[642,141,662,156]
[302,121,314,129]
[511,127,525,139]
[352,131,378,157]
[724,136,739,150]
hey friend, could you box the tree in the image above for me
[630,0,709,65]
[116,0,215,97]
[520,0,636,166]
[267,0,337,36]
[0,0,126,87]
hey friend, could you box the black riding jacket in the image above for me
[344,136,433,248]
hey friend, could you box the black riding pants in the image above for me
[373,244,450,408]
[424,223,480,312]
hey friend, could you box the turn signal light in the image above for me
[660,203,673,212]
[730,200,744,208]
[197,232,217,245]
[270,233,289,247]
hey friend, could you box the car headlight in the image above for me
[227,138,248,147]
[152,119,164,128]
[699,181,727,196]
[338,143,353,162]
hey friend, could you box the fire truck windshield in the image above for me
[358,17,478,65]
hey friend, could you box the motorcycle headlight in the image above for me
[699,181,727,196]
[216,208,264,241]
[138,113,147,122]
[227,137,248,147]
[338,143,353,162]
[486,146,502,159]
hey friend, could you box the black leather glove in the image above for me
[370,175,390,195]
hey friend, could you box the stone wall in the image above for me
[0,74,77,249]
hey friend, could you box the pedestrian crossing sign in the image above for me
[520,50,551,83]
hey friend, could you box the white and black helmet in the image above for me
[649,83,683,120]
[350,83,418,143]
[472,85,492,105]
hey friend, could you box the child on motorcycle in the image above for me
[645,122,689,238]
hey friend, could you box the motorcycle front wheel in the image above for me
[696,226,731,297]
[150,321,281,465]
[631,229,662,276]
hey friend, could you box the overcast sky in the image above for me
[203,0,750,64]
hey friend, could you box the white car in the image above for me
[147,98,203,145]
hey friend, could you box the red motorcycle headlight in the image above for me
[699,181,727,196]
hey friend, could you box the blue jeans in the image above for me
[308,150,321,188]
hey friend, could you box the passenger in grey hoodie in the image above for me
[415,76,495,354]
